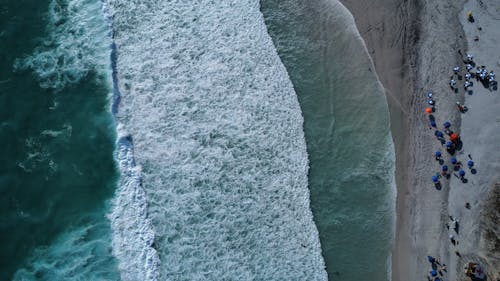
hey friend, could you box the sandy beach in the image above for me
[341,0,500,280]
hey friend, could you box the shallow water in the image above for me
[0,0,120,279]
[261,0,396,280]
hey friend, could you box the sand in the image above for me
[448,1,500,279]
[340,0,500,280]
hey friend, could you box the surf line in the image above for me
[107,9,161,280]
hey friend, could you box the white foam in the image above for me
[14,0,112,89]
[12,218,120,281]
[108,125,161,281]
[106,0,327,279]
[12,0,161,278]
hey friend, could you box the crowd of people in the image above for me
[423,33,495,280]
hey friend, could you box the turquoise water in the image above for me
[2,0,395,280]
[261,0,396,280]
[0,0,120,279]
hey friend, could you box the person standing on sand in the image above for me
[450,79,457,89]
[466,53,473,62]
[449,234,457,245]
[427,256,436,264]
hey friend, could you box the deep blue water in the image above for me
[0,0,120,279]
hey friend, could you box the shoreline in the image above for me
[338,0,419,279]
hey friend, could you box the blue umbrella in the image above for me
[444,121,451,128]
[431,269,438,277]
[431,120,436,127]
[427,256,435,263]
[459,170,466,177]
[435,278,442,281]
[451,157,458,164]
[435,151,442,157]
[436,131,444,138]
[468,160,474,167]
[432,175,439,183]
[446,141,453,147]
[442,165,448,171]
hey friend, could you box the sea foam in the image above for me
[106,0,327,279]
[14,0,112,89]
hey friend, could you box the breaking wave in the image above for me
[105,0,327,279]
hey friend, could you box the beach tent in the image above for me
[444,121,451,128]
[451,157,458,164]
[432,175,439,183]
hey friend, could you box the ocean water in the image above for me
[0,0,120,280]
[2,0,395,280]
[106,0,327,280]
[261,0,396,280]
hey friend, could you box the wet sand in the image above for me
[340,0,499,280]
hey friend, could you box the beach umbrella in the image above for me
[425,107,433,114]
[444,121,451,128]
[435,278,442,281]
[431,120,436,127]
[436,131,444,138]
[468,160,474,167]
[459,170,466,177]
[428,100,434,105]
[450,133,460,141]
[442,165,448,171]
[446,141,453,147]
[427,256,435,263]
[432,175,439,183]
[427,92,433,98]
[435,151,442,157]
[451,157,458,164]
[431,269,438,277]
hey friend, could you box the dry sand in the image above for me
[340,0,499,280]
[447,1,500,279]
